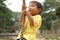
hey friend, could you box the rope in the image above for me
[20,15,25,40]
[20,0,26,40]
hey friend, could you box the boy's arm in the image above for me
[26,12,34,26]
[19,12,24,24]
[19,11,34,26]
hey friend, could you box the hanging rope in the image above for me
[20,0,26,40]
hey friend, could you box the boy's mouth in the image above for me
[28,9,32,11]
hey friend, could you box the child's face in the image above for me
[27,2,40,15]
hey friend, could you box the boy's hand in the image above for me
[22,4,27,16]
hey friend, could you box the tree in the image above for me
[40,0,57,31]
[0,0,14,33]
[11,12,21,31]
[56,2,60,18]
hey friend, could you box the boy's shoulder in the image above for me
[33,15,42,20]
[33,15,41,18]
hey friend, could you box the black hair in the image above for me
[30,1,42,14]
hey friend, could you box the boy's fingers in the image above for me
[22,5,27,11]
[22,9,27,15]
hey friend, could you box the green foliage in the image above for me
[0,7,13,27]
[12,12,21,30]
[0,0,15,33]
[40,12,57,30]
[43,0,56,12]
[56,2,60,18]
[40,0,57,30]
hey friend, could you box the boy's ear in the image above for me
[38,8,41,13]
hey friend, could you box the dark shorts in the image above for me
[16,38,26,40]
[16,39,20,40]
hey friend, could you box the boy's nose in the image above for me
[28,7,32,10]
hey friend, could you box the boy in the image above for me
[16,1,42,40]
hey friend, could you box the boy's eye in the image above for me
[31,5,35,7]
[28,3,37,8]
[28,5,34,7]
[29,4,36,7]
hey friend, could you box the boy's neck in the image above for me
[32,14,39,16]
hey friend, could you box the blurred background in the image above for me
[0,0,60,40]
